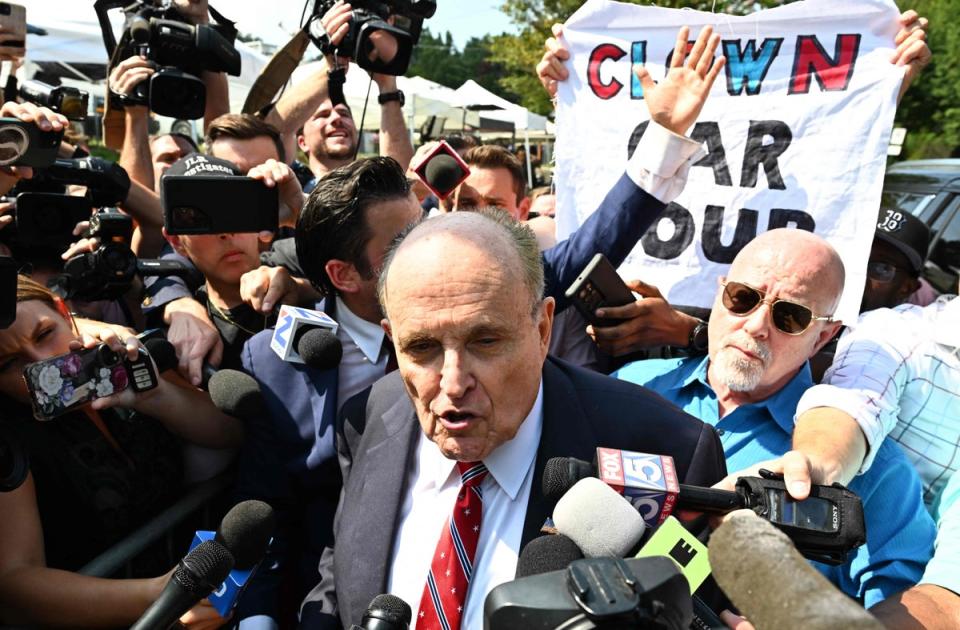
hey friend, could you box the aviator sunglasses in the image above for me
[720,280,835,335]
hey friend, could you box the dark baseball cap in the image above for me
[874,207,931,274]
[163,153,241,179]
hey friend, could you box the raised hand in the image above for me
[635,25,725,136]
[536,23,569,98]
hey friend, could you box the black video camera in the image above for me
[309,0,435,75]
[96,0,241,119]
[49,209,197,302]
[26,157,131,207]
[19,80,89,121]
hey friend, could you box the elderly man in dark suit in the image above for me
[300,208,727,629]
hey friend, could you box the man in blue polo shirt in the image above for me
[616,228,935,609]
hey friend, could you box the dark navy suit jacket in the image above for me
[299,358,727,628]
[234,173,669,622]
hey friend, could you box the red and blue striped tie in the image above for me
[416,461,488,630]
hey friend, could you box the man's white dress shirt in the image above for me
[335,296,389,410]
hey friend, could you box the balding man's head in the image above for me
[378,209,554,462]
[707,229,845,402]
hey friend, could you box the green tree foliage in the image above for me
[489,0,789,116]
[895,0,960,158]
[407,29,514,99]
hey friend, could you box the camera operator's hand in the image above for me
[165,296,223,387]
[585,280,701,356]
[173,0,210,25]
[240,265,320,314]
[636,25,725,136]
[108,55,156,105]
[248,159,305,224]
[0,198,13,230]
[318,0,354,66]
[719,611,755,630]
[0,101,68,181]
[536,23,569,98]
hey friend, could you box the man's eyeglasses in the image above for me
[720,281,834,335]
[866,260,904,283]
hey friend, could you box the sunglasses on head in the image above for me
[720,280,834,335]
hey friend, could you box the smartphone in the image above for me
[162,176,279,235]
[23,344,159,421]
[15,193,93,248]
[411,140,471,200]
[0,255,15,329]
[564,253,636,327]
[0,118,64,168]
[0,3,26,48]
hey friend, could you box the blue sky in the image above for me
[427,1,517,48]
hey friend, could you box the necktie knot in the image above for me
[457,461,488,489]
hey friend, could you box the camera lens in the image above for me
[103,246,131,272]
[97,345,120,368]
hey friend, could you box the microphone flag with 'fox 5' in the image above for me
[596,448,680,529]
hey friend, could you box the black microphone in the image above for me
[423,154,467,198]
[143,338,178,374]
[515,534,584,578]
[214,500,275,571]
[143,337,217,388]
[130,540,235,630]
[349,594,412,630]
[544,455,742,514]
[294,325,343,370]
[207,369,267,422]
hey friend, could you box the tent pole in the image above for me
[524,130,533,188]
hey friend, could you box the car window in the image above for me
[880,190,938,222]
[929,196,960,276]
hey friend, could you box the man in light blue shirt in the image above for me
[616,228,935,609]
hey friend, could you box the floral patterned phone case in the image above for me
[23,344,159,421]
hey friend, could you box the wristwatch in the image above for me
[378,90,405,107]
[686,319,709,354]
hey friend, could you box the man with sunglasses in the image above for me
[615,228,936,610]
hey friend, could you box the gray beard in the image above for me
[712,348,765,393]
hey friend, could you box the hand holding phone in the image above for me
[23,335,159,421]
[565,253,637,327]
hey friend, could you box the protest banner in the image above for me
[554,0,904,322]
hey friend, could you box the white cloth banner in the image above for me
[555,0,903,322]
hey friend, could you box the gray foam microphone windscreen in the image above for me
[552,477,647,558]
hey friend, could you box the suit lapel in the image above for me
[521,359,598,548]
[342,392,419,624]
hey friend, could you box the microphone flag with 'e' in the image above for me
[188,500,275,618]
[129,540,235,630]
[710,510,883,630]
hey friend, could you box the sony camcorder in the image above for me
[309,0,436,75]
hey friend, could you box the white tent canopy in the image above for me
[451,79,549,132]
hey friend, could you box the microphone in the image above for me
[545,451,742,528]
[349,594,412,630]
[515,534,584,578]
[270,304,342,368]
[552,477,646,558]
[295,325,344,370]
[143,338,179,374]
[130,540,235,630]
[143,337,218,388]
[709,510,883,630]
[207,369,267,422]
[186,500,276,618]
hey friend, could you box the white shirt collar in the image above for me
[335,295,385,363]
[427,380,544,501]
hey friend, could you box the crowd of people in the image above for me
[0,1,956,629]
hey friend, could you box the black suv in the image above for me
[882,159,960,294]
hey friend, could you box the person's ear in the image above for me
[517,196,531,221]
[297,133,308,153]
[537,296,556,357]
[163,228,189,258]
[810,320,843,357]
[325,259,362,294]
